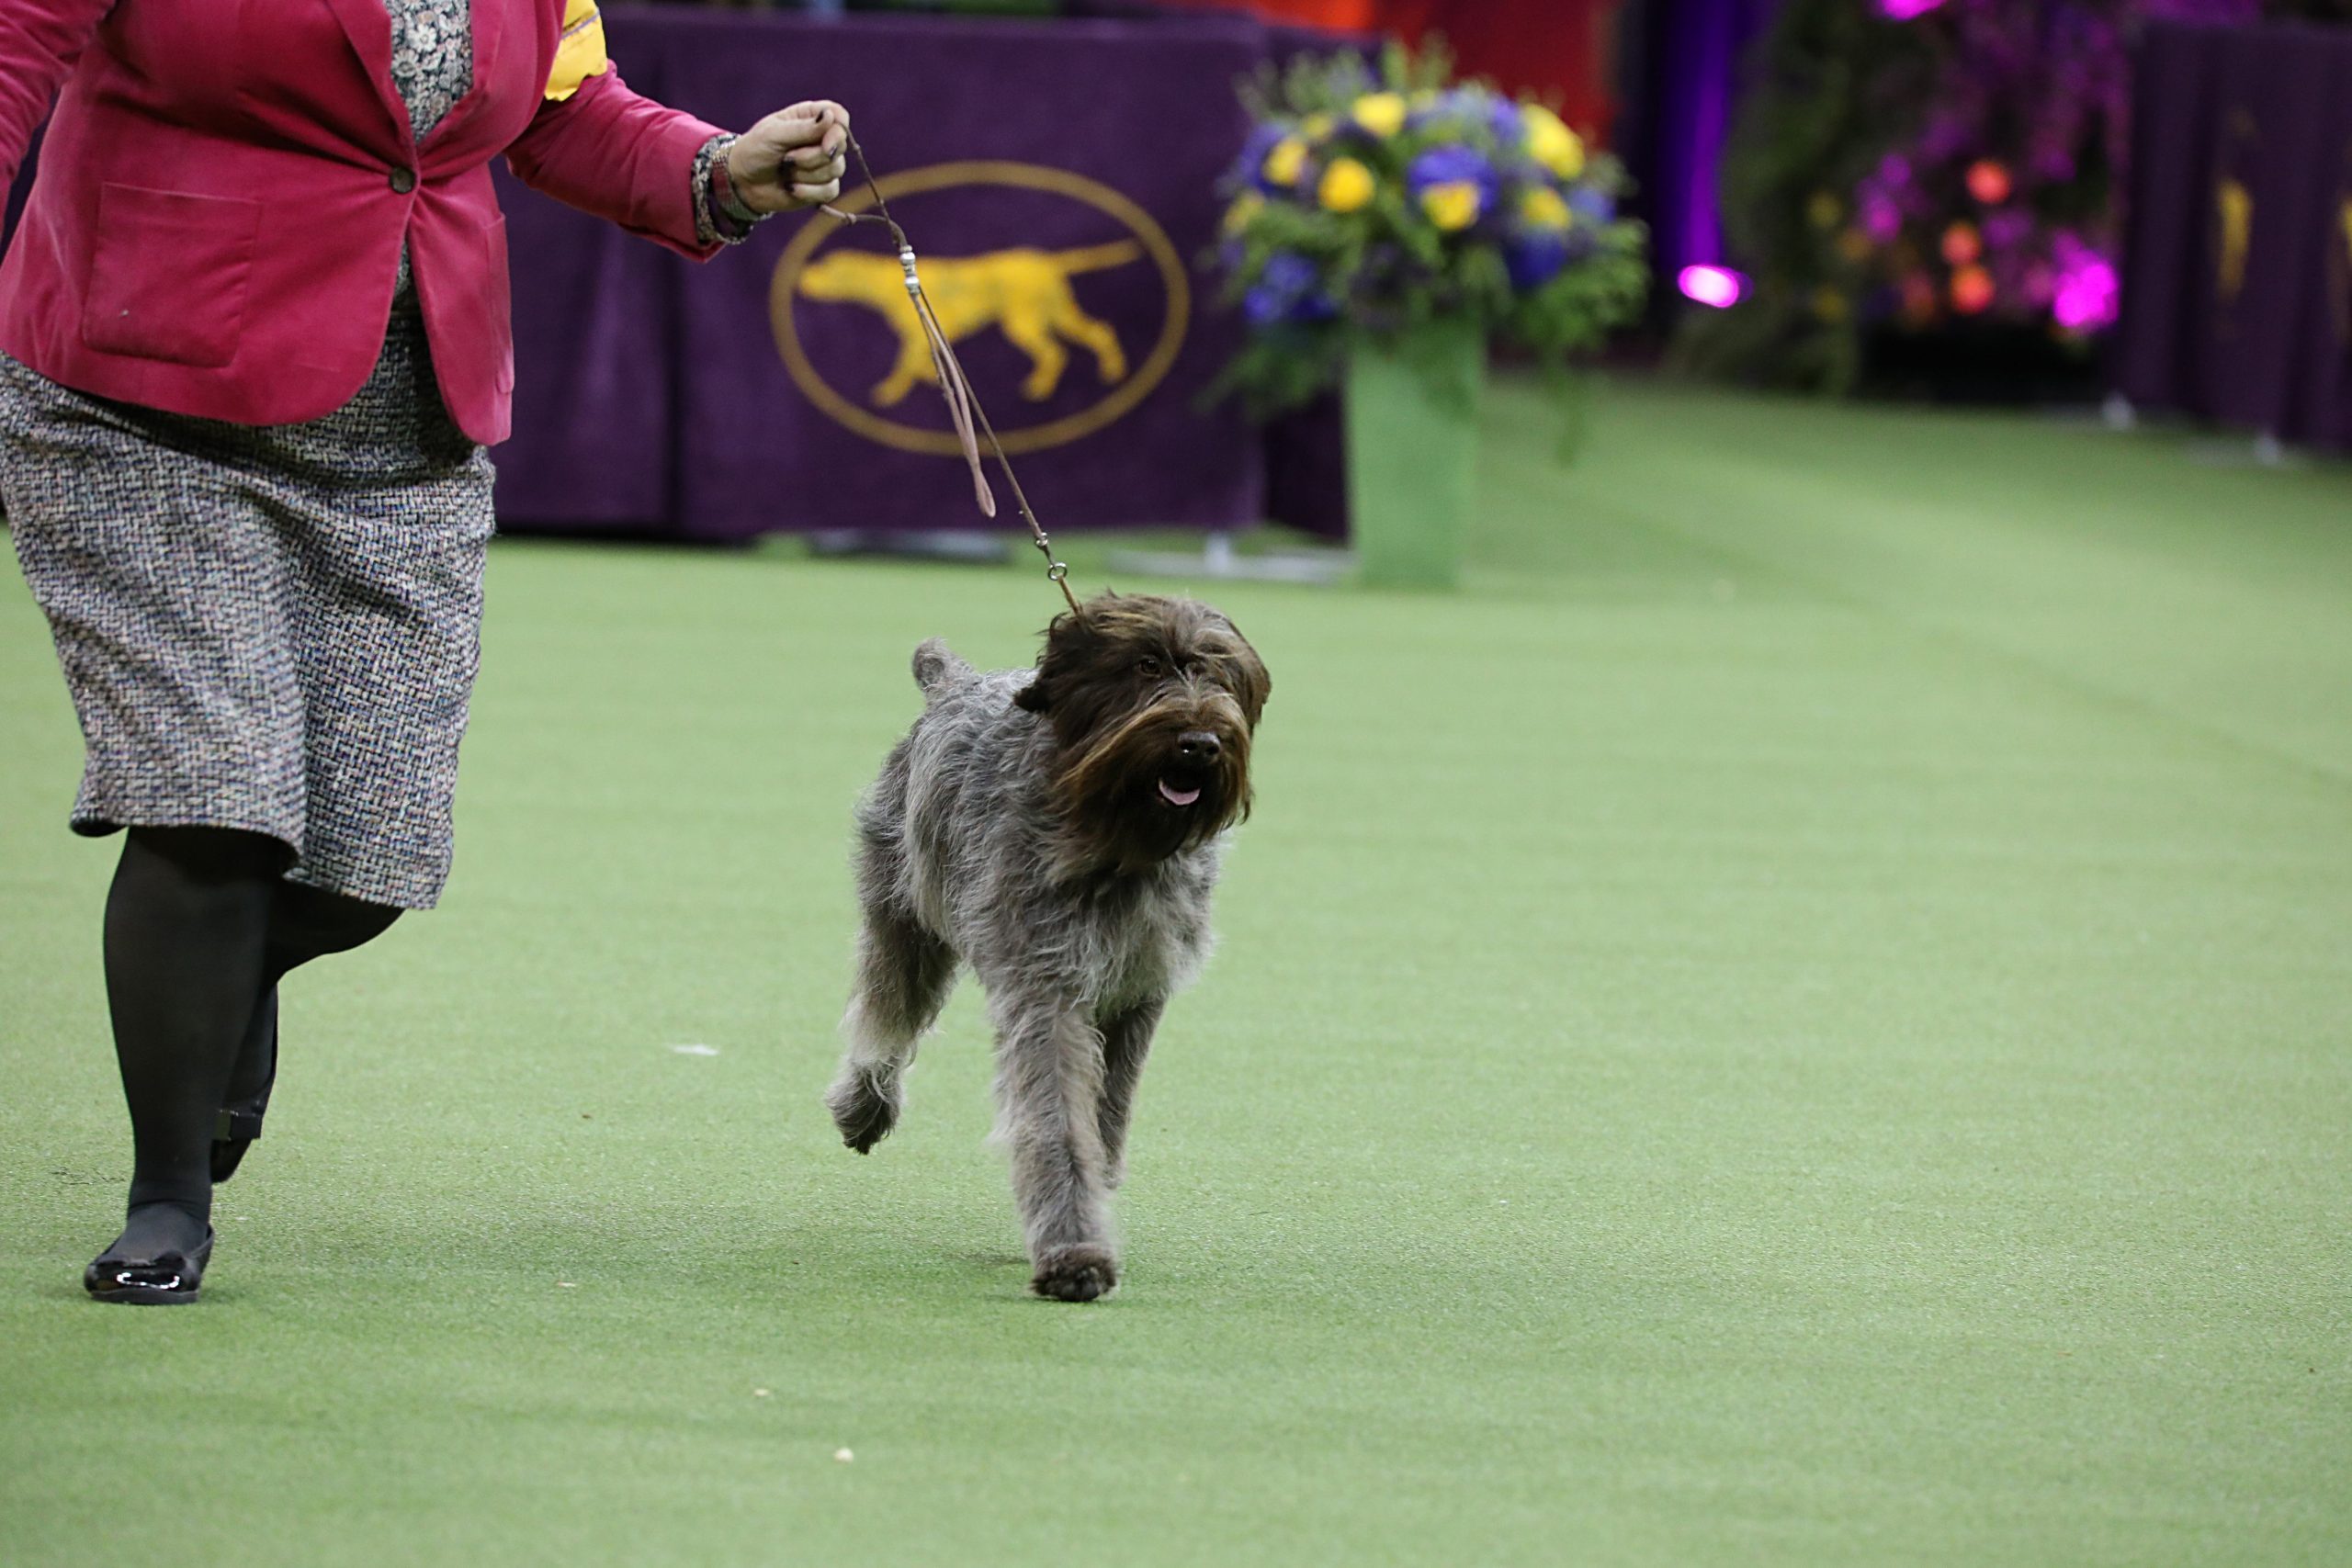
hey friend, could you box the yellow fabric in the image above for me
[2217,179,2252,301]
[544,0,610,103]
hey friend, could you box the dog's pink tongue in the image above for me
[1159,780,1202,807]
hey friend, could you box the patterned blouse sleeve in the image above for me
[691,132,770,250]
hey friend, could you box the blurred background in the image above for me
[14,0,2315,555]
[6,4,2350,1559]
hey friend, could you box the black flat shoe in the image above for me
[211,992,277,1184]
[84,1229,214,1305]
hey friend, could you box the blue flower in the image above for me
[1408,143,1498,199]
[1242,288,1337,328]
[1230,123,1288,193]
[1243,250,1334,328]
[1568,186,1616,224]
[1260,252,1319,296]
[1504,231,1571,291]
[1242,285,1293,328]
[1408,143,1502,232]
[1487,97,1526,148]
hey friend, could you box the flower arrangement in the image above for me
[1678,0,2277,393]
[1839,0,2259,338]
[1211,45,1647,416]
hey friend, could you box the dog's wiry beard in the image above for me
[1047,694,1252,877]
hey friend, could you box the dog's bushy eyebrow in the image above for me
[1018,593,1268,729]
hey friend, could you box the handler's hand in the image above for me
[725,101,851,213]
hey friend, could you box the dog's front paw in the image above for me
[825,1066,900,1154]
[1031,1245,1118,1303]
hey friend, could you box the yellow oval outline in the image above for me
[770,161,1192,458]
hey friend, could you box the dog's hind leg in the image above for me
[827,911,956,1153]
[1095,994,1165,1190]
[988,990,1119,1301]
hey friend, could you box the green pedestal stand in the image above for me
[1343,319,1487,590]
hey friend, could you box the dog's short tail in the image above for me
[911,637,973,702]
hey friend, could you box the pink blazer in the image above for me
[0,0,728,445]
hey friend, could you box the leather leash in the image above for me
[820,132,1080,615]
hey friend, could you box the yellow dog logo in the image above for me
[796,243,1144,406]
[769,161,1190,459]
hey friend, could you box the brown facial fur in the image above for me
[1013,593,1271,874]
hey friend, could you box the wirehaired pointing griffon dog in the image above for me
[826,593,1271,1302]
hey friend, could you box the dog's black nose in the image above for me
[1176,731,1222,764]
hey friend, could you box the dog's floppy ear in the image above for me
[1210,613,1272,728]
[1013,604,1091,713]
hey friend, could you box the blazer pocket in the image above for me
[81,185,263,368]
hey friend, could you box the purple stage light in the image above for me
[1880,0,1946,17]
[2051,251,2120,332]
[1678,265,1748,309]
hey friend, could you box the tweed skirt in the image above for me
[0,309,495,908]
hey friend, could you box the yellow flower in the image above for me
[1521,186,1571,231]
[1811,287,1850,321]
[1521,103,1585,180]
[1302,111,1334,141]
[1223,191,1265,235]
[1318,157,1375,213]
[1421,180,1482,231]
[1351,92,1408,138]
[1806,190,1842,229]
[1836,227,1874,264]
[1261,136,1308,187]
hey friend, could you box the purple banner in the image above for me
[494,7,1348,539]
[2112,19,2352,448]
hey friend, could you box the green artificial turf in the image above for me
[2,378,2346,1565]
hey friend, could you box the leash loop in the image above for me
[820,130,1080,615]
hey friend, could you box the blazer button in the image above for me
[390,167,417,194]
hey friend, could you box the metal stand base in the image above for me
[1105,532,1352,586]
[2186,432,2306,469]
[805,529,1012,564]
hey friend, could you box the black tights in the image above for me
[103,827,400,1258]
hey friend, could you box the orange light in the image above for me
[1966,159,2012,205]
[1951,265,1996,315]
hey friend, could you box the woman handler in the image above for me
[0,0,845,1303]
